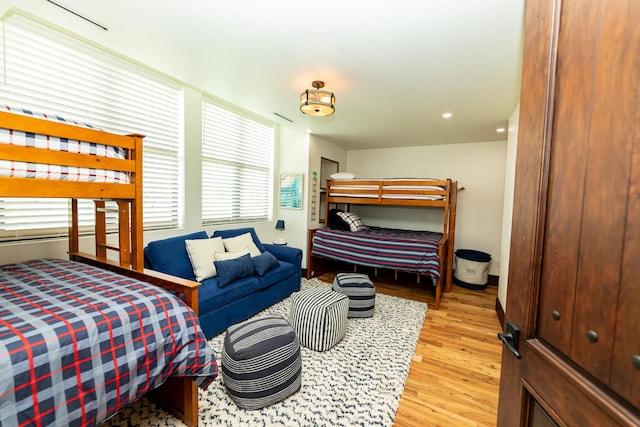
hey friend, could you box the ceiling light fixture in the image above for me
[300,81,335,116]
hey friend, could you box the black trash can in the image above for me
[454,249,492,290]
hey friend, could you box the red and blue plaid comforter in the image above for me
[0,258,218,427]
[312,227,443,285]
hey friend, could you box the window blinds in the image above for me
[0,15,182,239]
[202,101,274,224]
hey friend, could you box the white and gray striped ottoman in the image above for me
[221,314,302,410]
[332,272,376,318]
[289,287,349,352]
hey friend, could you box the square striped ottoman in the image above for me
[332,272,376,318]
[221,314,302,409]
[289,287,349,351]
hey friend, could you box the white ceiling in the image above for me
[11,0,525,150]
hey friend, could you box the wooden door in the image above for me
[497,0,640,425]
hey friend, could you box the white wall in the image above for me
[307,135,348,230]
[498,104,520,309]
[305,135,348,267]
[346,141,507,276]
[275,126,310,260]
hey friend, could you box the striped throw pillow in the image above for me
[336,212,366,232]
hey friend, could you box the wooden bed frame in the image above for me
[0,110,201,427]
[307,178,458,309]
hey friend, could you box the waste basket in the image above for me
[454,249,491,290]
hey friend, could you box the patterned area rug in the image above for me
[103,278,427,427]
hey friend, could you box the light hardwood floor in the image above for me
[317,268,503,427]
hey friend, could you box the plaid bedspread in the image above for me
[0,105,130,183]
[0,258,218,427]
[312,226,443,284]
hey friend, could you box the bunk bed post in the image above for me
[69,198,79,256]
[445,181,458,292]
[94,200,107,259]
[117,200,131,266]
[324,180,331,227]
[129,134,145,271]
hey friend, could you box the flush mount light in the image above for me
[300,81,335,116]
[442,112,452,118]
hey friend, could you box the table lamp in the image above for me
[274,220,286,245]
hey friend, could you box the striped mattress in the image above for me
[312,226,442,285]
[0,105,130,183]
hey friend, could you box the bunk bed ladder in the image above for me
[69,198,143,271]
[94,200,131,265]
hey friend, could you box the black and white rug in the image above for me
[104,278,427,427]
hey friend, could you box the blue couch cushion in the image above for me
[215,254,255,287]
[252,251,280,276]
[258,261,297,290]
[212,227,266,253]
[199,274,262,313]
[144,230,208,281]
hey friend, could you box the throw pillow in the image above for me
[212,227,267,253]
[222,232,262,257]
[214,253,255,288]
[143,230,208,281]
[327,208,350,231]
[184,237,225,282]
[252,251,280,276]
[336,211,366,232]
[214,248,250,261]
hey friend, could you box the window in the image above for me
[201,101,274,224]
[0,15,182,239]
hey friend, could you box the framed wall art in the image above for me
[279,173,304,209]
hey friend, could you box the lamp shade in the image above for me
[275,220,285,231]
[300,81,335,116]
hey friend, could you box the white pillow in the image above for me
[185,237,225,282]
[214,248,250,261]
[329,172,355,180]
[222,232,261,257]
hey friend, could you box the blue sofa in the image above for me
[143,227,302,338]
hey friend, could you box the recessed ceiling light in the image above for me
[496,127,506,133]
[442,113,452,119]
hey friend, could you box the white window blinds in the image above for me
[202,101,274,224]
[0,15,182,239]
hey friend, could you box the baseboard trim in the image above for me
[495,297,505,328]
[487,274,499,286]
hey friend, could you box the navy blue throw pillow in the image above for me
[214,254,255,287]
[327,209,350,231]
[252,251,280,276]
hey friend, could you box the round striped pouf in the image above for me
[289,287,349,352]
[221,314,302,410]
[332,272,376,318]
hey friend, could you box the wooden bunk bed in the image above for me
[0,108,215,427]
[307,178,458,309]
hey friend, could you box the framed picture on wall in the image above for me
[279,173,304,209]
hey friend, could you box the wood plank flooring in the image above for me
[317,267,503,427]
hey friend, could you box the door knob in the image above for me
[498,320,522,359]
